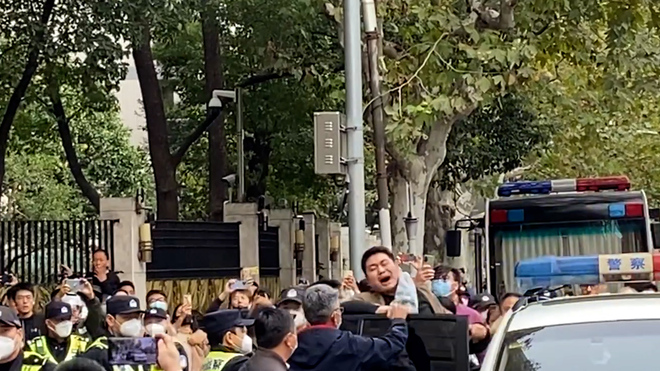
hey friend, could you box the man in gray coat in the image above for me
[238,307,297,371]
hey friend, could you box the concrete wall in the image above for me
[99,198,147,303]
[269,209,295,289]
[302,213,316,281]
[223,203,259,269]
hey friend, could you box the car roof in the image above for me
[508,293,660,332]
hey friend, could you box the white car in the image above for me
[480,293,660,371]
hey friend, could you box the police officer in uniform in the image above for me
[80,295,145,371]
[201,310,254,371]
[0,306,52,371]
[27,301,88,365]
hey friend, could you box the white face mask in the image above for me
[0,336,15,361]
[480,311,488,322]
[79,305,89,324]
[291,309,307,329]
[119,319,143,337]
[240,335,253,354]
[54,321,73,338]
[145,323,166,337]
[149,301,168,311]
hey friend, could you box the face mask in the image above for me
[240,335,253,354]
[55,321,73,338]
[480,311,488,322]
[431,279,453,297]
[0,336,15,361]
[145,323,166,337]
[79,305,89,324]
[149,301,168,311]
[119,319,144,337]
[291,309,306,329]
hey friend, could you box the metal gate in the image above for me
[0,220,117,284]
[259,227,279,277]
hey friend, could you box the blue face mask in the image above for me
[149,301,168,311]
[432,279,452,297]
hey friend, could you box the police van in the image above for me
[481,252,660,371]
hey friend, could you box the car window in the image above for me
[499,320,660,371]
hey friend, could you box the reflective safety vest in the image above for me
[27,335,89,364]
[202,351,241,371]
[22,350,49,371]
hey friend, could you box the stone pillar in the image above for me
[100,198,147,303]
[223,203,259,269]
[316,219,331,280]
[269,209,295,289]
[301,212,316,282]
[330,222,342,279]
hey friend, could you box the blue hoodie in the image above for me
[288,319,408,371]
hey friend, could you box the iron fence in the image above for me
[0,220,117,284]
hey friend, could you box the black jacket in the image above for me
[289,320,408,371]
[238,349,287,371]
[21,313,45,342]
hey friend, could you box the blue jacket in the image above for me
[289,319,408,371]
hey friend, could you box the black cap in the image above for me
[106,295,143,316]
[470,293,496,310]
[145,308,167,320]
[276,287,305,306]
[46,301,72,321]
[0,306,20,328]
[202,309,254,336]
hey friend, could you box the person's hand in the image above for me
[469,323,488,341]
[60,264,73,277]
[220,279,236,301]
[56,281,71,299]
[412,257,435,286]
[188,329,208,346]
[155,333,183,371]
[388,303,411,320]
[176,303,192,317]
[7,274,17,287]
[80,279,94,299]
[375,305,391,315]
[342,274,360,293]
[252,295,273,308]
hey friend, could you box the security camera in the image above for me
[208,97,223,108]
[222,174,237,186]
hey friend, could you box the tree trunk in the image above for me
[424,184,456,258]
[201,0,228,221]
[389,158,429,256]
[0,0,56,195]
[132,27,179,220]
[50,85,101,212]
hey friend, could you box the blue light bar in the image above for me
[507,209,524,222]
[515,256,599,277]
[497,180,552,197]
[609,203,625,218]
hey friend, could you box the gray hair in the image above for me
[303,284,339,325]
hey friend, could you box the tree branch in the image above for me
[468,0,517,30]
[171,108,222,167]
[237,63,345,88]
[420,103,478,171]
[0,0,56,189]
[48,82,101,212]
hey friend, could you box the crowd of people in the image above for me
[6,245,654,371]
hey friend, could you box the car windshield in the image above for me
[499,320,660,371]
[491,219,646,291]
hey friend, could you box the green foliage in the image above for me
[3,96,151,220]
[438,93,551,190]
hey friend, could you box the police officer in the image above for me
[27,301,88,364]
[201,310,254,371]
[0,305,51,371]
[80,295,145,371]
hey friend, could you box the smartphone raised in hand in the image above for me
[423,254,436,267]
[108,337,157,365]
[399,253,417,263]
[65,278,84,293]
